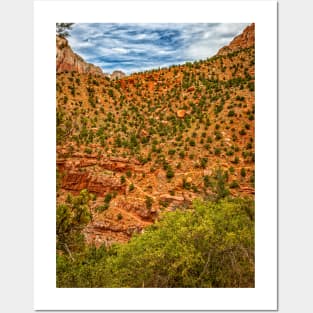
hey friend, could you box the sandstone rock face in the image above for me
[84,221,144,246]
[121,199,155,220]
[160,194,184,203]
[61,171,125,196]
[56,36,105,76]
[109,70,126,80]
[217,23,255,56]
[57,154,138,173]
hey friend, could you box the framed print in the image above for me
[34,0,277,310]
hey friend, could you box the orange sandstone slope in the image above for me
[56,24,255,246]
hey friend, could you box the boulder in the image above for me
[186,177,192,184]
[159,194,184,203]
[176,109,186,118]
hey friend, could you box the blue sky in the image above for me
[67,23,248,75]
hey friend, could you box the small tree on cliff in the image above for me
[56,23,74,38]
[56,189,92,257]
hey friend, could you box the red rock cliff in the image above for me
[217,23,255,56]
[56,35,105,76]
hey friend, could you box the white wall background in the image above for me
[1,0,313,312]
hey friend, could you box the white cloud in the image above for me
[185,43,215,60]
[67,23,250,74]
[112,47,129,54]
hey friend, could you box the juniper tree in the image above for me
[56,23,74,37]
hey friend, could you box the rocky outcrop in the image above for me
[61,171,125,196]
[159,194,184,203]
[56,35,105,76]
[159,194,191,211]
[120,199,156,220]
[57,155,139,173]
[109,70,126,80]
[217,23,255,56]
[84,222,143,246]
[56,36,127,79]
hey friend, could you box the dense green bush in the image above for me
[57,197,254,288]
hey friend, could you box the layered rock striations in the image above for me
[56,36,126,79]
[56,35,105,76]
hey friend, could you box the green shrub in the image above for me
[200,157,208,169]
[246,142,252,149]
[203,175,211,188]
[95,204,109,212]
[179,151,185,159]
[214,148,221,155]
[145,196,153,211]
[166,167,175,179]
[232,156,239,164]
[84,147,92,154]
[214,168,229,199]
[229,180,239,188]
[168,149,176,156]
[239,129,246,136]
[215,132,222,140]
[129,183,135,192]
[126,170,132,178]
[120,175,126,184]
[248,82,254,91]
[241,168,246,177]
[182,178,191,190]
[228,110,235,117]
[104,193,113,204]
